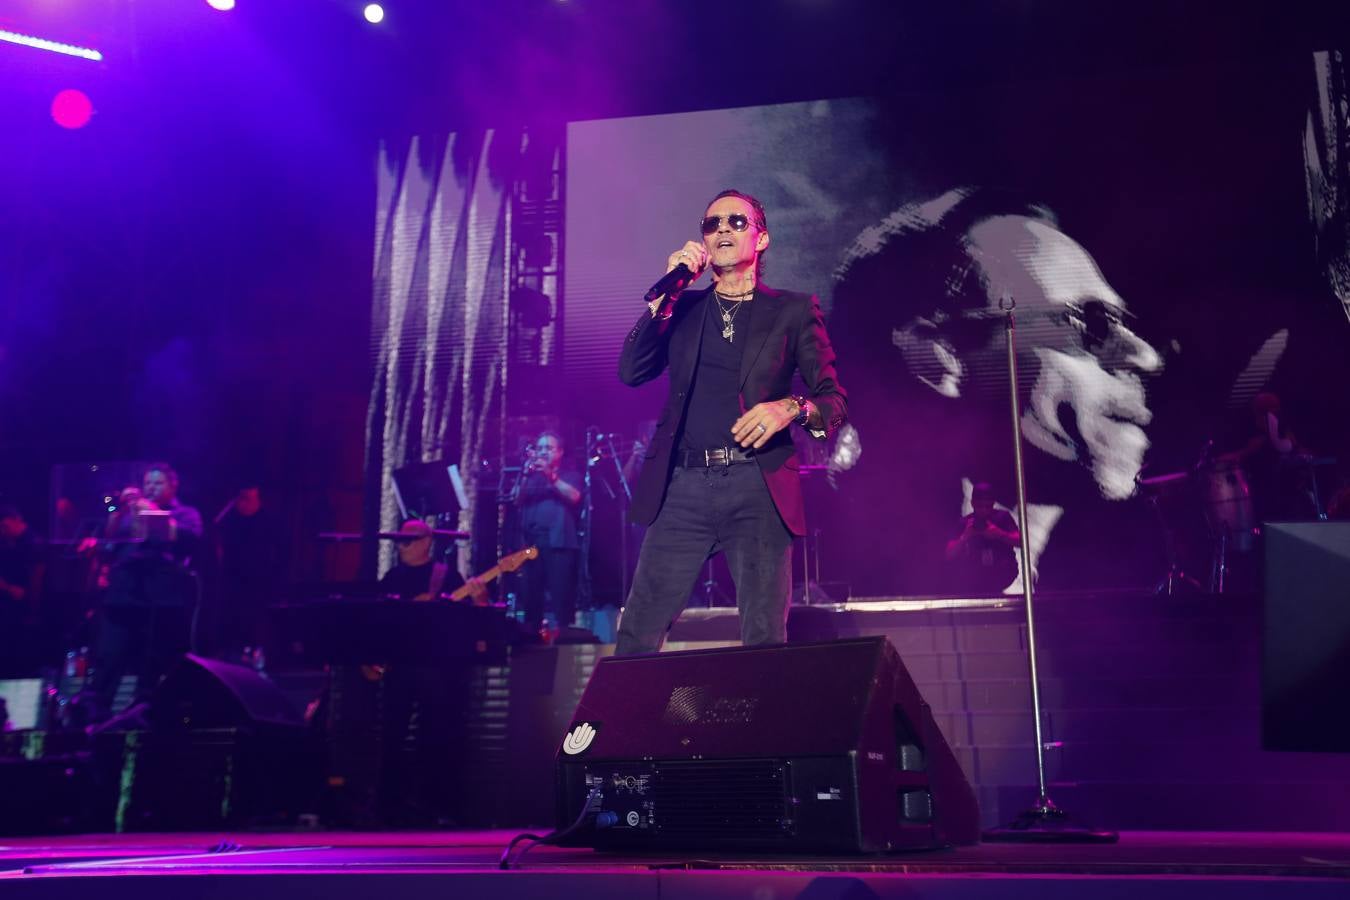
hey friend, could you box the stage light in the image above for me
[206,0,236,10]
[0,29,103,62]
[51,89,93,129]
[363,4,385,24]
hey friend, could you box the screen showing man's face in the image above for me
[966,215,1163,500]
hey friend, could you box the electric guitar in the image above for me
[444,545,539,603]
[363,546,540,680]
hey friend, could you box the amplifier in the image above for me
[555,636,978,852]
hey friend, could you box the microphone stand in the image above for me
[605,433,632,504]
[982,296,1117,844]
[603,433,635,603]
[578,428,598,612]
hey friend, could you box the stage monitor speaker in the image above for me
[1263,521,1350,753]
[150,653,305,732]
[555,636,979,852]
[125,654,317,830]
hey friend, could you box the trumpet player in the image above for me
[514,432,581,639]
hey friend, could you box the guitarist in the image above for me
[379,519,488,603]
[514,431,582,638]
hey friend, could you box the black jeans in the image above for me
[521,546,579,632]
[616,463,793,655]
[90,561,195,717]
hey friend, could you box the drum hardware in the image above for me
[1279,454,1338,521]
[1202,458,1256,593]
[1137,470,1203,596]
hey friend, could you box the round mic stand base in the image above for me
[982,799,1118,843]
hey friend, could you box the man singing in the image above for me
[616,189,847,655]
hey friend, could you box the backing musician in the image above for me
[86,463,202,719]
[378,518,487,602]
[514,432,581,638]
[944,482,1020,594]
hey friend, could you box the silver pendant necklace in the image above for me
[714,287,752,342]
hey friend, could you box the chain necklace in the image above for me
[713,285,753,342]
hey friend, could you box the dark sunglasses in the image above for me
[699,213,753,235]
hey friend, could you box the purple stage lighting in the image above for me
[0,29,103,62]
[363,4,385,24]
[207,0,236,11]
[51,89,94,129]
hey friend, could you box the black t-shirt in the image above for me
[518,467,581,549]
[679,296,748,452]
[378,561,466,599]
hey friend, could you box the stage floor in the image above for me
[2,830,1348,899]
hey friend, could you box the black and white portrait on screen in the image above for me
[826,188,1166,593]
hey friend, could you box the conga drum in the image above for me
[1204,460,1255,552]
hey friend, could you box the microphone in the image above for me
[644,264,696,303]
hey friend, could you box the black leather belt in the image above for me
[676,446,757,467]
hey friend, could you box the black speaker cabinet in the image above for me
[121,654,319,830]
[150,654,306,732]
[1264,521,1350,753]
[556,636,979,852]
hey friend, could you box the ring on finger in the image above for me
[754,423,767,433]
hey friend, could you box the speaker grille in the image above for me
[649,759,791,841]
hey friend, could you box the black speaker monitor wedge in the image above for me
[555,636,979,852]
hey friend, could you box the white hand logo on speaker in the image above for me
[562,722,597,756]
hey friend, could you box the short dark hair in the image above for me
[707,189,769,279]
[143,462,180,488]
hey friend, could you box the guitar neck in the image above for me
[447,565,503,601]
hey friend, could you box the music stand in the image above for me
[391,460,467,521]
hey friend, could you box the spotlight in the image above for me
[206,0,236,10]
[51,89,93,129]
[363,4,385,24]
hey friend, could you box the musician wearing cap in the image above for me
[615,189,847,655]
[379,519,487,603]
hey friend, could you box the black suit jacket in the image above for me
[618,284,847,536]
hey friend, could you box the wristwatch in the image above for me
[790,394,811,427]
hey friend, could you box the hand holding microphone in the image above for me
[667,241,707,276]
[645,241,708,303]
